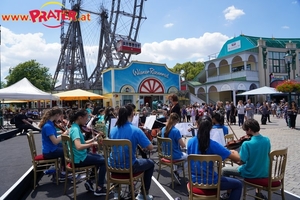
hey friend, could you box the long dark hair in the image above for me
[69,109,87,124]
[115,105,133,128]
[164,113,180,138]
[197,115,213,154]
[39,107,63,128]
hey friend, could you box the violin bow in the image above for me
[226,119,239,140]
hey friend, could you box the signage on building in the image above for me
[227,40,241,52]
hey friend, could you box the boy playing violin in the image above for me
[221,119,271,200]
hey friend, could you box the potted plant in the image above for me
[276,80,300,93]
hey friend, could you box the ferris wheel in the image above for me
[52,0,147,90]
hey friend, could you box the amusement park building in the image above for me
[102,61,180,109]
[186,34,300,105]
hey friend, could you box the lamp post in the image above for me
[284,52,293,105]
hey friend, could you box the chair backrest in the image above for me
[187,154,222,197]
[224,134,234,143]
[102,139,133,174]
[26,130,37,161]
[157,136,173,160]
[61,135,75,170]
[268,148,288,187]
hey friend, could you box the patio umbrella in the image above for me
[54,89,106,100]
[238,86,281,95]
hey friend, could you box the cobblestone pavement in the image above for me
[228,114,300,197]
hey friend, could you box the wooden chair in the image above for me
[187,154,222,200]
[156,136,186,189]
[61,135,98,200]
[102,139,147,200]
[243,148,288,200]
[26,130,59,189]
[223,134,234,167]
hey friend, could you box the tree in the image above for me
[169,61,204,81]
[5,60,53,92]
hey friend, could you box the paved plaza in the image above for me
[228,114,300,197]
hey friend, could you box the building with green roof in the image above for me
[189,34,300,105]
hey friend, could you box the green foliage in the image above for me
[169,61,204,81]
[0,81,6,89]
[5,60,53,92]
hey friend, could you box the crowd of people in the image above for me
[21,94,295,199]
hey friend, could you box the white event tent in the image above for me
[238,86,282,96]
[0,77,58,100]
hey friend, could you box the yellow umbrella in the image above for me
[54,89,106,100]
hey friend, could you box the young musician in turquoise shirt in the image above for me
[69,109,106,196]
[221,119,271,199]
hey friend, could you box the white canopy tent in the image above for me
[0,78,58,100]
[238,86,282,96]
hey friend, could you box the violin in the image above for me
[80,125,105,138]
[225,134,252,150]
[54,119,70,132]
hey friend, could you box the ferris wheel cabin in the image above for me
[117,40,141,55]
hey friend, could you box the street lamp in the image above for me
[284,51,293,105]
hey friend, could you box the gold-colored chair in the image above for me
[61,135,98,200]
[187,154,222,200]
[102,139,147,200]
[223,134,234,167]
[26,130,59,189]
[156,136,186,189]
[243,148,288,200]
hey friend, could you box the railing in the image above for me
[189,93,206,105]
[207,70,259,83]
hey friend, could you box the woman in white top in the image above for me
[236,100,245,127]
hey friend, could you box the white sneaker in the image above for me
[135,193,153,200]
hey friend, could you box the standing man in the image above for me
[141,103,152,117]
[244,99,255,120]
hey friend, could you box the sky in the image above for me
[0,0,300,83]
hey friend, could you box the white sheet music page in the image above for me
[132,114,139,127]
[143,115,156,130]
[210,128,225,146]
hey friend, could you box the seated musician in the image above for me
[15,108,41,134]
[39,107,69,177]
[221,119,271,200]
[160,113,187,185]
[110,105,154,200]
[68,109,107,196]
[212,111,228,135]
[187,115,242,200]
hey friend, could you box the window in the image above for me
[268,51,286,73]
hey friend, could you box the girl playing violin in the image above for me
[39,107,69,175]
[68,109,107,196]
[187,115,242,200]
[160,113,187,185]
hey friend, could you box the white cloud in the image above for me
[1,27,229,82]
[282,25,290,29]
[164,23,174,28]
[223,6,245,21]
[132,32,229,67]
[1,27,60,81]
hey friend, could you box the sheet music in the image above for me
[175,123,194,136]
[132,114,139,127]
[110,118,117,131]
[143,115,156,130]
[210,128,225,146]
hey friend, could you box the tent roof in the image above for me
[0,78,58,100]
[238,86,281,95]
[54,89,106,100]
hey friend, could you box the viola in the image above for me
[225,134,252,150]
[54,119,70,132]
[80,125,105,138]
